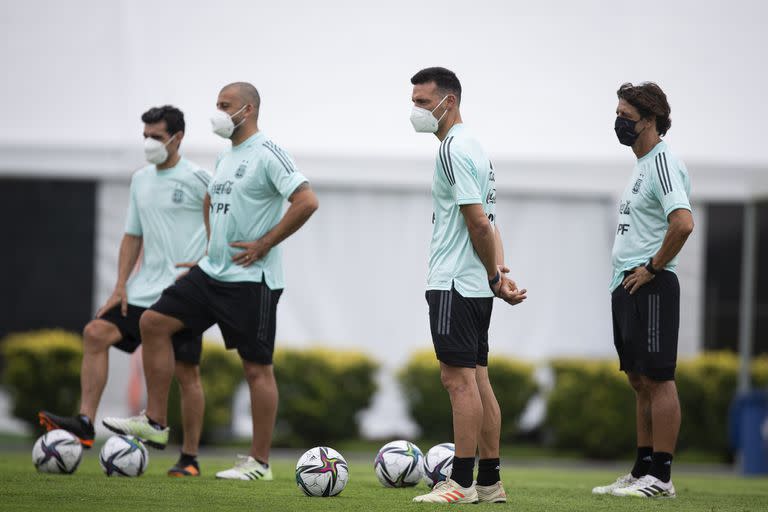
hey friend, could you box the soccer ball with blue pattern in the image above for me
[422,442,455,488]
[99,435,148,477]
[295,446,349,497]
[374,440,423,488]
[32,429,83,474]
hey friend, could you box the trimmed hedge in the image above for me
[1,330,83,427]
[398,350,538,442]
[273,347,379,445]
[545,353,768,459]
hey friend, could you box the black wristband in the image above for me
[645,258,658,275]
[489,271,501,287]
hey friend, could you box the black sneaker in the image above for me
[167,456,201,477]
[38,411,95,449]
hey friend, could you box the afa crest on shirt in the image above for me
[235,162,248,179]
[632,174,644,194]
[172,187,184,204]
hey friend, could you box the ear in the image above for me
[175,131,185,143]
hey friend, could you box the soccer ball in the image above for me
[422,442,455,488]
[295,446,349,497]
[99,435,148,477]
[32,429,83,474]
[374,440,423,488]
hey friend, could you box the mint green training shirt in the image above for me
[610,140,692,291]
[428,124,497,298]
[197,132,308,288]
[124,158,210,307]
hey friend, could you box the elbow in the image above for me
[302,194,319,217]
[681,217,694,237]
[468,219,494,240]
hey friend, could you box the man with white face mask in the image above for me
[39,105,211,477]
[409,67,527,505]
[104,83,319,482]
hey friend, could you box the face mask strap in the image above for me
[432,95,449,124]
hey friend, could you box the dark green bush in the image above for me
[398,350,538,442]
[1,330,83,428]
[273,348,379,445]
[545,353,768,459]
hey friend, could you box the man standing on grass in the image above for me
[104,82,319,481]
[592,82,694,498]
[39,105,210,477]
[408,67,527,504]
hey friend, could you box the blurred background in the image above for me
[1,0,767,467]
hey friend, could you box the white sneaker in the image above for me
[215,455,273,481]
[592,473,637,495]
[476,481,507,503]
[612,474,676,498]
[102,411,169,449]
[412,478,479,504]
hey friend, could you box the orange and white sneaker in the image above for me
[412,478,479,504]
[476,481,507,503]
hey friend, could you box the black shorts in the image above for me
[150,266,283,364]
[612,270,680,381]
[98,304,202,364]
[426,287,493,368]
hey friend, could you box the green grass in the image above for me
[1,452,766,511]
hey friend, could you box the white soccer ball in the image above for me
[32,429,83,474]
[422,442,455,488]
[99,435,149,477]
[374,440,423,488]
[295,446,349,497]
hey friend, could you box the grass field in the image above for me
[2,451,767,511]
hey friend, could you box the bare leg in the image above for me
[139,311,184,425]
[440,363,483,459]
[175,362,204,456]
[628,372,652,448]
[242,361,278,463]
[475,365,501,460]
[644,377,681,454]
[79,320,122,421]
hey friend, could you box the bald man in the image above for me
[104,82,319,481]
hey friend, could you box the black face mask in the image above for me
[614,116,639,146]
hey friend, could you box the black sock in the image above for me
[450,457,475,488]
[179,452,198,467]
[146,415,165,430]
[78,414,95,434]
[631,446,653,478]
[476,458,501,486]
[649,452,673,483]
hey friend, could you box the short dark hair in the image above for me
[617,82,671,136]
[411,67,462,104]
[140,105,185,136]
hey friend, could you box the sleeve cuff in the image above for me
[456,197,482,206]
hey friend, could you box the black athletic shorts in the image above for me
[426,287,493,368]
[98,304,202,364]
[612,270,680,381]
[150,266,283,364]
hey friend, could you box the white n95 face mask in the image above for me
[210,105,248,139]
[144,134,176,165]
[410,95,448,133]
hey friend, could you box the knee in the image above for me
[82,321,113,352]
[243,363,273,385]
[440,367,473,394]
[175,363,201,389]
[139,311,170,338]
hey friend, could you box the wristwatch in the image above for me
[645,258,659,275]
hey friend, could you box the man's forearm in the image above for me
[651,211,694,269]
[116,235,142,287]
[468,223,498,279]
[494,225,505,266]
[260,188,318,249]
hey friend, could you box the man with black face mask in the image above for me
[592,82,694,498]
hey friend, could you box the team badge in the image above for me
[172,187,183,204]
[632,175,644,194]
[235,163,247,178]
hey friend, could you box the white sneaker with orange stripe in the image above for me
[412,478,479,504]
[476,481,507,503]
